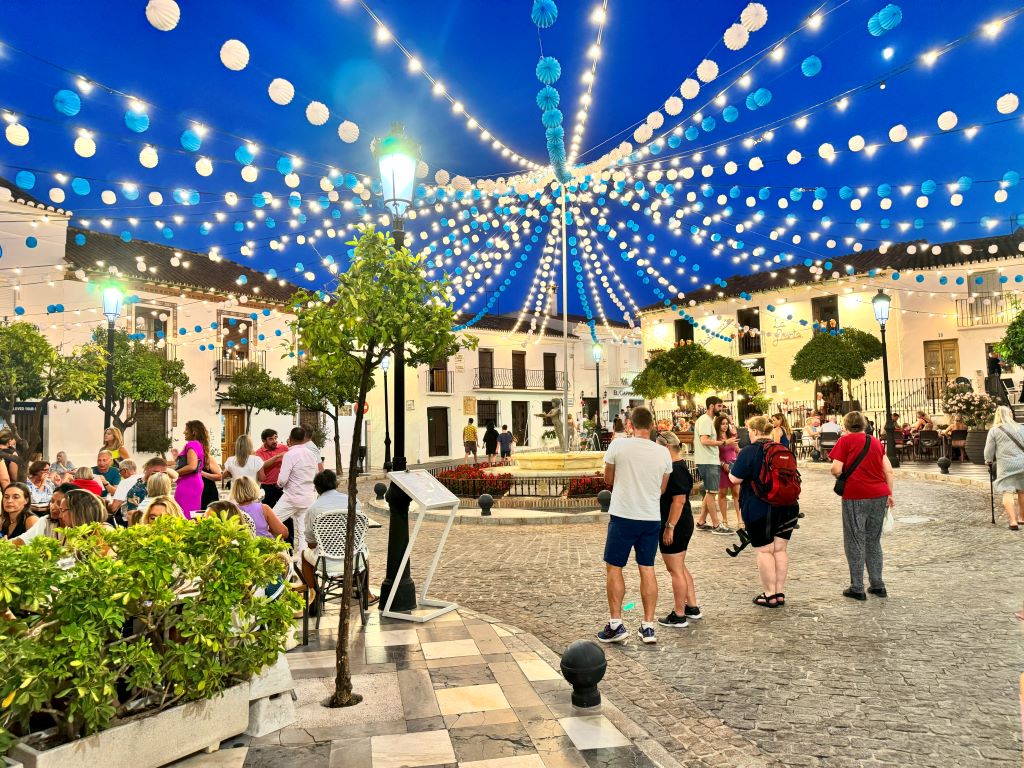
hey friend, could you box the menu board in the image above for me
[386,470,460,510]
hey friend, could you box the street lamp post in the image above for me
[872,289,899,468]
[372,123,421,612]
[381,355,392,472]
[592,343,602,432]
[102,286,123,431]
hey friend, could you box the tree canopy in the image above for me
[224,362,295,422]
[630,343,757,401]
[91,328,196,432]
[287,357,363,471]
[790,331,866,384]
[996,308,1024,367]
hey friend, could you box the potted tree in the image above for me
[942,383,997,465]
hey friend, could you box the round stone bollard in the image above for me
[374,482,388,500]
[560,640,607,709]
[478,493,494,517]
[597,489,612,514]
[936,456,951,474]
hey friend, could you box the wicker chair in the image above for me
[311,510,371,629]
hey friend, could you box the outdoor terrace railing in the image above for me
[956,293,1016,328]
[213,348,267,380]
[425,369,456,394]
[472,367,567,391]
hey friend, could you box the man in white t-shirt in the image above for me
[275,426,320,556]
[598,406,672,645]
[693,396,736,534]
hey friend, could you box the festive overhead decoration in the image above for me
[219,39,250,71]
[145,0,180,32]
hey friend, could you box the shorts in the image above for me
[500,449,512,458]
[696,464,721,493]
[465,441,477,455]
[659,508,694,554]
[603,516,661,568]
[744,506,800,548]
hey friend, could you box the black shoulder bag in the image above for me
[833,434,872,496]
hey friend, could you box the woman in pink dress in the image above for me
[174,420,208,519]
[715,414,742,530]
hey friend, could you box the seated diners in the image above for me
[51,451,75,479]
[140,495,185,524]
[1,482,38,540]
[11,483,77,546]
[229,477,288,539]
[204,500,244,519]
[26,460,55,514]
[59,488,109,532]
[129,473,174,526]
[108,460,142,526]
[72,467,105,497]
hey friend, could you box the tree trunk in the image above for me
[328,344,376,708]
[330,412,342,474]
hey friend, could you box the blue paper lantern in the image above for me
[745,93,758,111]
[867,13,884,36]
[234,144,255,165]
[124,109,150,133]
[878,4,903,31]
[814,187,828,200]
[956,176,973,192]
[536,56,561,84]
[120,230,132,242]
[180,129,201,152]
[531,0,558,28]
[123,185,140,201]
[684,126,699,141]
[542,108,563,129]
[701,116,716,132]
[276,156,294,175]
[53,89,81,117]
[536,86,560,111]
[722,106,739,123]
[25,236,37,248]
[15,307,24,315]
[753,88,772,107]
[71,177,91,196]
[75,234,86,246]
[801,55,822,77]
[1003,170,1020,187]
[920,179,937,195]
[876,183,892,198]
[15,171,35,190]
[839,186,853,200]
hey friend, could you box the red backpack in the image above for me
[753,442,801,506]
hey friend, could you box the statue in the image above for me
[535,398,566,451]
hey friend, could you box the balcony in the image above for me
[472,367,567,391]
[737,334,762,355]
[425,369,456,394]
[214,348,267,380]
[956,293,1016,328]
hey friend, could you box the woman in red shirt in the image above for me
[829,411,895,601]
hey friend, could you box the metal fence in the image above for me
[472,367,567,391]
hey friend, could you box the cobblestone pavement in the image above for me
[358,470,1023,767]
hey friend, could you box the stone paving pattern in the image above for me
[356,469,1023,767]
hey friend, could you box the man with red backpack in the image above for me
[728,414,802,608]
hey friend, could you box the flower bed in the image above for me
[567,473,610,497]
[435,463,513,497]
[0,515,299,755]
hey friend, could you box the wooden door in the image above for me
[512,351,527,390]
[222,409,246,460]
[512,401,529,446]
[543,353,557,391]
[924,340,959,400]
[478,349,494,389]
[427,407,449,458]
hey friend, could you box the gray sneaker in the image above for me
[712,525,734,535]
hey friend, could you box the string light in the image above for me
[568,0,609,164]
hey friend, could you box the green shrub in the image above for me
[0,515,299,752]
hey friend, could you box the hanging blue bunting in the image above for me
[536,56,561,85]
[531,0,558,28]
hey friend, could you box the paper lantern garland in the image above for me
[268,78,295,106]
[305,101,329,126]
[219,39,250,71]
[145,0,180,32]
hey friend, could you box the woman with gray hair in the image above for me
[983,405,1024,531]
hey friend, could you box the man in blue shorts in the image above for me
[598,406,673,644]
[497,424,515,465]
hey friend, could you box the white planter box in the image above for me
[8,682,249,768]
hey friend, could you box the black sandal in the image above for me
[773,593,786,606]
[753,592,778,608]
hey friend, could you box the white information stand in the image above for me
[380,470,460,623]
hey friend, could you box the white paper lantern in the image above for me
[880,198,892,210]
[145,0,180,31]
[741,2,768,31]
[950,193,963,206]
[995,189,1008,203]
[724,23,750,50]
[724,161,738,175]
[101,190,117,205]
[848,134,865,152]
[888,123,908,142]
[916,195,929,208]
[786,149,802,165]
[283,172,300,189]
[320,177,334,191]
[679,78,700,100]
[225,192,238,205]
[664,96,683,116]
[646,111,664,129]
[748,156,764,171]
[337,120,359,143]
[696,59,719,83]
[241,165,258,183]
[416,160,429,179]
[195,157,213,177]
[435,169,450,185]
[267,79,295,107]
[139,146,159,168]
[818,142,835,160]
[5,123,29,147]
[220,40,249,71]
[305,101,329,126]
[49,188,65,204]
[74,136,96,157]
[148,191,163,205]
[937,110,958,131]
[633,124,653,144]
[996,92,1019,114]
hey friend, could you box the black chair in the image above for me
[949,429,969,461]
[818,432,839,460]
[917,430,941,461]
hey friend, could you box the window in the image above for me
[477,400,499,428]
[674,319,694,344]
[736,308,761,355]
[219,313,253,361]
[132,304,172,355]
[135,402,170,453]
[811,295,839,332]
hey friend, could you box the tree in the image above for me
[0,323,105,469]
[687,354,758,395]
[996,308,1024,367]
[224,363,295,425]
[790,332,865,401]
[287,357,362,472]
[631,343,711,401]
[91,329,197,432]
[292,227,472,708]
[836,328,884,400]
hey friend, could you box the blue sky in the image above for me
[1,1,1022,327]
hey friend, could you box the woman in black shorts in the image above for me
[656,431,701,628]
[729,415,800,608]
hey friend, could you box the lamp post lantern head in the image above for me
[592,343,602,363]
[872,288,891,328]
[371,123,421,221]
[381,354,391,373]
[102,286,123,324]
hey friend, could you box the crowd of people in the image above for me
[0,422,371,615]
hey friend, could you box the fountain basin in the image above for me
[512,452,605,473]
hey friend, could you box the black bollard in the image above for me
[597,489,611,514]
[936,456,951,475]
[560,640,607,709]
[374,482,388,500]
[478,493,494,517]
